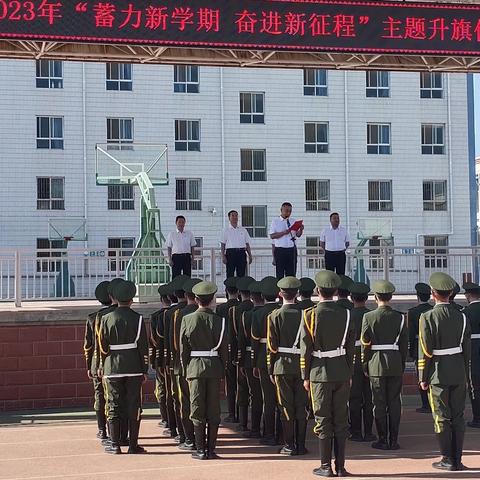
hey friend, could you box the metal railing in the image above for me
[0,246,478,306]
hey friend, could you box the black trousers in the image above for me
[325,250,346,275]
[172,253,191,278]
[226,248,247,277]
[469,373,480,421]
[274,247,297,280]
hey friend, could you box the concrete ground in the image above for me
[1,398,479,480]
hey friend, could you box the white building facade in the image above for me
[0,59,477,292]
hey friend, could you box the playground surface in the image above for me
[1,398,479,480]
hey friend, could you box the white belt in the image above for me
[191,350,219,357]
[259,338,267,344]
[355,340,361,347]
[312,347,346,359]
[277,346,301,355]
[472,334,480,339]
[246,346,252,352]
[433,346,462,356]
[110,343,137,351]
[371,344,399,351]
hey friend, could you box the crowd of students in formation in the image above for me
[84,271,479,477]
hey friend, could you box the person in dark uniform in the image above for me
[149,284,171,429]
[238,280,264,438]
[296,277,316,311]
[348,282,375,443]
[216,277,240,423]
[361,280,408,451]
[418,272,471,471]
[450,282,463,311]
[407,282,433,413]
[301,270,355,477]
[229,276,254,431]
[268,276,309,456]
[463,282,480,428]
[180,281,228,460]
[336,275,353,310]
[99,280,149,454]
[252,276,280,445]
[84,281,113,440]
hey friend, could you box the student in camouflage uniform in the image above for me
[407,282,433,413]
[463,282,480,428]
[237,280,264,438]
[295,277,316,311]
[348,282,375,443]
[99,280,149,455]
[361,280,408,451]
[149,284,171,429]
[229,276,254,431]
[301,270,355,477]
[180,281,228,460]
[267,276,309,456]
[216,277,240,423]
[84,281,113,440]
[336,275,353,311]
[252,276,280,445]
[171,277,201,450]
[419,272,471,471]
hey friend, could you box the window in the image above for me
[106,63,132,91]
[174,65,199,93]
[175,120,200,151]
[368,238,394,271]
[192,237,204,271]
[424,236,448,269]
[36,116,63,149]
[368,180,392,211]
[422,124,445,154]
[240,92,264,124]
[423,180,447,211]
[241,205,267,238]
[37,177,64,210]
[108,237,135,272]
[36,238,66,273]
[107,118,133,150]
[304,122,329,153]
[306,236,325,269]
[176,178,201,210]
[107,185,134,210]
[305,180,330,211]
[366,71,390,97]
[240,149,266,181]
[36,60,63,88]
[367,123,391,154]
[303,69,327,96]
[420,72,443,99]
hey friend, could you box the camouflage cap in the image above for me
[277,276,301,290]
[223,277,238,289]
[429,272,456,292]
[192,281,218,296]
[107,277,124,296]
[114,280,137,302]
[236,276,255,292]
[350,282,370,295]
[95,281,111,304]
[372,280,396,294]
[463,281,480,294]
[338,274,354,292]
[249,280,263,294]
[170,274,190,292]
[299,277,316,292]
[260,276,280,297]
[414,282,431,295]
[184,278,202,294]
[314,270,342,289]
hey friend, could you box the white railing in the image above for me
[1,246,479,306]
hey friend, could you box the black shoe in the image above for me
[162,428,175,437]
[105,444,121,454]
[192,450,207,460]
[416,406,431,413]
[223,415,238,423]
[236,424,250,433]
[174,435,184,444]
[242,430,261,439]
[389,441,400,450]
[312,466,335,477]
[296,446,309,456]
[454,463,467,471]
[279,445,297,456]
[371,440,390,450]
[432,457,455,471]
[127,445,146,454]
[467,420,480,428]
[158,420,168,428]
[96,429,107,440]
[119,438,129,447]
[363,433,377,442]
[348,433,364,442]
[259,436,277,446]
[101,437,111,447]
[178,440,196,451]
[336,467,351,477]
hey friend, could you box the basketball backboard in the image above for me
[95,144,168,186]
[356,218,392,240]
[49,217,87,241]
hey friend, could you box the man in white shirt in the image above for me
[165,216,196,278]
[319,212,350,275]
[220,210,253,278]
[269,202,304,279]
